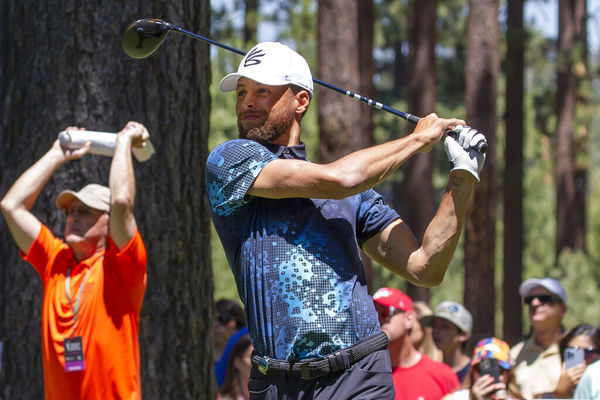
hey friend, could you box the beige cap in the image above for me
[56,183,111,213]
[420,301,473,337]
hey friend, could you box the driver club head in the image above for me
[122,18,172,59]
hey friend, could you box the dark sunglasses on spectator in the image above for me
[377,307,405,322]
[524,294,562,305]
[216,312,231,324]
[566,346,600,358]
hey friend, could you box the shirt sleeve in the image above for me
[573,364,595,399]
[20,225,68,283]
[107,229,147,286]
[206,139,277,216]
[356,189,400,246]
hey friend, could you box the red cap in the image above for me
[372,287,413,312]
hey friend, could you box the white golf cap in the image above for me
[519,278,567,304]
[56,183,111,213]
[219,42,313,96]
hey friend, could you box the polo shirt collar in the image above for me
[265,142,307,160]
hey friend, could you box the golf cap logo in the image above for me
[244,47,265,67]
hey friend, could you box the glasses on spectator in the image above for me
[377,307,405,322]
[216,312,231,324]
[524,294,562,305]
[566,346,600,362]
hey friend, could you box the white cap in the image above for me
[519,278,567,304]
[219,42,313,96]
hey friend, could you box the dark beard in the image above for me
[238,107,295,145]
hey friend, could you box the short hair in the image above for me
[215,299,246,329]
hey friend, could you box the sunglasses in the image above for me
[377,306,405,322]
[524,294,562,305]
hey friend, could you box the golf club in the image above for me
[121,18,487,154]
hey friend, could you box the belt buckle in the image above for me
[299,362,314,380]
[257,356,270,375]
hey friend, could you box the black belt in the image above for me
[251,332,388,380]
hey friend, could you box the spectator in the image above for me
[373,288,459,399]
[214,299,248,387]
[573,359,600,399]
[510,278,567,399]
[443,337,523,400]
[421,301,473,384]
[412,301,443,362]
[550,323,600,398]
[217,334,253,400]
[0,122,150,399]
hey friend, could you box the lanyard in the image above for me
[65,265,93,335]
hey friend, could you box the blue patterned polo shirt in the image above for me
[206,139,400,362]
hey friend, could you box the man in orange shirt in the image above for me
[1,121,149,399]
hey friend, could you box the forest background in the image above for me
[1,0,599,398]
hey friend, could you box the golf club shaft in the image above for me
[171,25,420,124]
[137,20,486,153]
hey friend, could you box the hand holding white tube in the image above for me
[58,128,155,162]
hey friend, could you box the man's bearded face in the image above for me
[237,99,296,144]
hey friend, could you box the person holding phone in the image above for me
[547,324,600,398]
[442,338,523,400]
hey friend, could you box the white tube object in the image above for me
[58,130,155,162]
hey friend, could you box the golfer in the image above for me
[206,42,486,398]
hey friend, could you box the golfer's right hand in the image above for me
[413,113,466,153]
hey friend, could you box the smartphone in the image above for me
[564,347,585,369]
[478,358,501,383]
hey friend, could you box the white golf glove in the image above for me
[443,125,487,181]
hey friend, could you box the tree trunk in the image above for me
[244,0,259,45]
[402,0,437,303]
[0,1,213,398]
[464,0,499,350]
[555,0,577,257]
[317,0,371,162]
[357,0,376,291]
[503,0,524,345]
[572,0,587,251]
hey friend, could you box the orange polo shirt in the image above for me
[21,225,147,400]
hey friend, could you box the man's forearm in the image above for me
[108,132,138,248]
[1,148,65,210]
[110,135,136,206]
[329,133,427,194]
[408,171,476,285]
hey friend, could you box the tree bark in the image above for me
[503,0,524,345]
[555,0,577,257]
[317,0,372,162]
[572,0,587,251]
[357,0,376,291]
[0,1,213,398]
[401,0,437,303]
[464,0,499,350]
